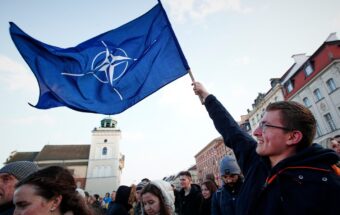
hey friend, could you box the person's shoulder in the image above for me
[191,183,202,193]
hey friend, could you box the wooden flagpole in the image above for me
[188,69,204,104]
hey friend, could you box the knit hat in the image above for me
[136,180,149,191]
[0,161,39,181]
[150,180,175,213]
[219,156,241,175]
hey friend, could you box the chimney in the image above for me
[325,32,338,42]
[291,53,307,64]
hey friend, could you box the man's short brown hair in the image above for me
[266,101,316,151]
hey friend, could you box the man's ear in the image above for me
[287,130,303,146]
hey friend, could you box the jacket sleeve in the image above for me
[204,94,260,175]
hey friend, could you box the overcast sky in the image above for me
[0,0,339,185]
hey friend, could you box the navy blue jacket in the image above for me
[205,95,340,215]
[211,180,242,215]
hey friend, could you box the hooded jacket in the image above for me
[107,185,132,215]
[150,180,175,214]
[205,95,340,215]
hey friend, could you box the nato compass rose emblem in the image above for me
[61,41,136,100]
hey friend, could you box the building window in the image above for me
[102,147,108,155]
[251,118,255,126]
[315,121,322,137]
[313,88,323,101]
[104,139,108,143]
[326,78,336,93]
[304,61,314,77]
[324,113,336,131]
[286,80,293,93]
[303,97,312,107]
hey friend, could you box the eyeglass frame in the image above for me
[258,121,292,132]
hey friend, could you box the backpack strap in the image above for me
[263,166,331,188]
[331,164,340,176]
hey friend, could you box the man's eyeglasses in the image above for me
[258,121,292,132]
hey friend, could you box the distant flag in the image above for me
[9,1,189,115]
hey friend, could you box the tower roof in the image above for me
[100,117,117,128]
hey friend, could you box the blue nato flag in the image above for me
[9,2,189,115]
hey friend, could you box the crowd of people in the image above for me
[0,81,340,215]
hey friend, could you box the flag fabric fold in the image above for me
[9,2,189,115]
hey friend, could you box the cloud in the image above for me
[122,130,146,143]
[7,114,57,126]
[158,77,214,118]
[166,0,252,23]
[234,55,251,65]
[331,15,340,30]
[0,54,36,91]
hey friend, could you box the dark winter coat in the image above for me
[0,202,14,215]
[177,183,203,215]
[205,95,340,215]
[199,196,212,215]
[211,180,242,215]
[107,185,132,215]
[106,202,129,215]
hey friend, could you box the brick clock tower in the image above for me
[85,117,124,195]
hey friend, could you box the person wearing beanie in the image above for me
[107,185,136,215]
[211,156,243,215]
[0,161,38,215]
[141,180,175,215]
[134,180,149,215]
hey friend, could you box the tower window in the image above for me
[102,147,108,155]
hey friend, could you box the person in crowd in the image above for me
[92,194,104,213]
[110,191,116,203]
[13,165,92,215]
[102,192,112,210]
[107,185,136,215]
[212,156,243,215]
[134,180,149,215]
[193,81,340,215]
[141,178,150,183]
[175,171,203,215]
[141,180,175,215]
[329,135,340,155]
[204,173,219,188]
[87,194,105,215]
[169,183,180,214]
[0,161,38,215]
[199,180,217,215]
[84,191,91,205]
[76,188,86,199]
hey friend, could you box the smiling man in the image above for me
[0,161,38,215]
[192,81,340,215]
